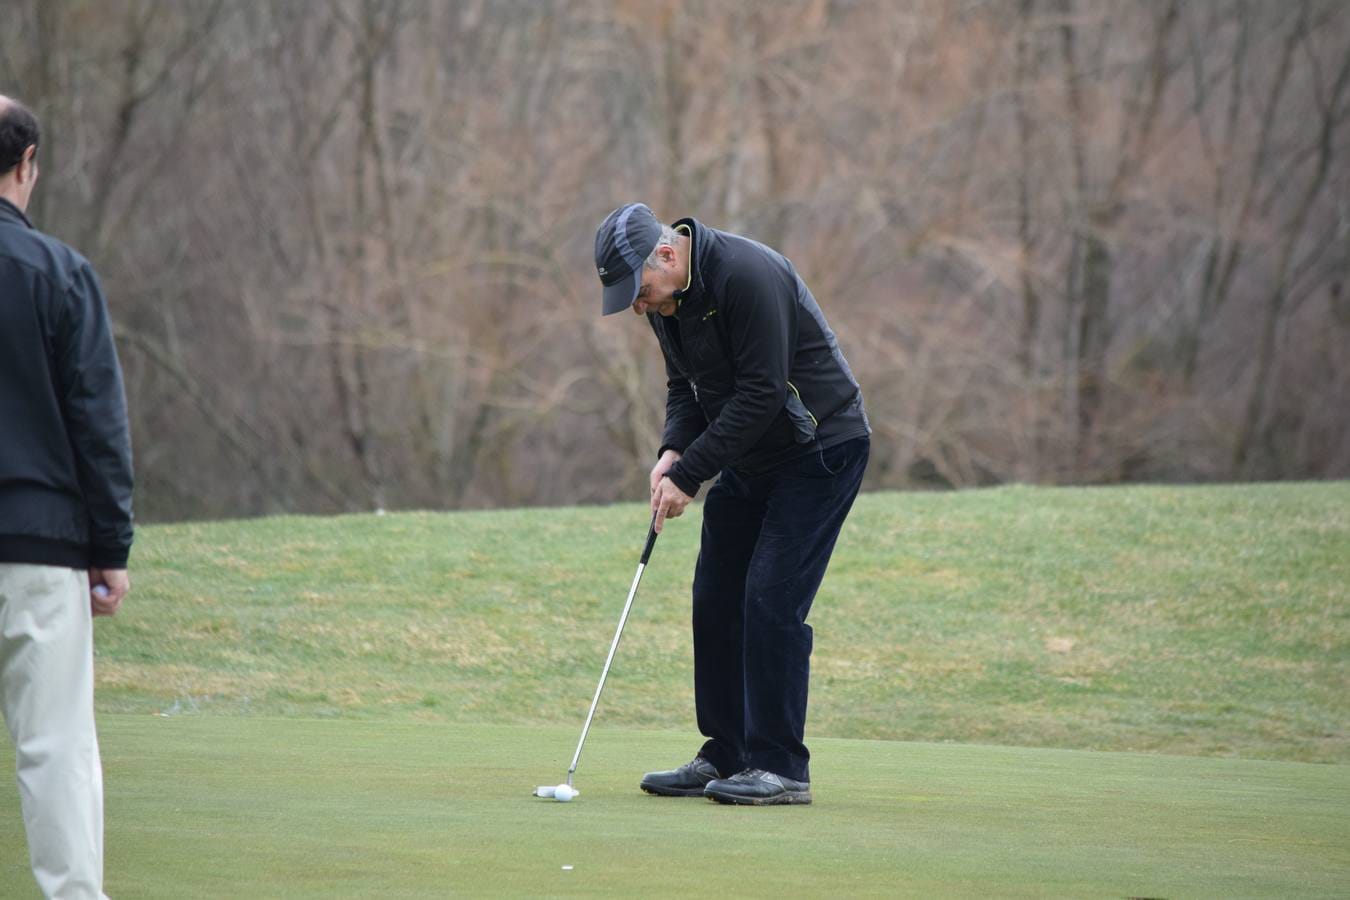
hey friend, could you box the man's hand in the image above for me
[651,476,693,534]
[89,567,130,617]
[650,449,682,495]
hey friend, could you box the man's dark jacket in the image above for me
[653,218,870,496]
[0,196,133,569]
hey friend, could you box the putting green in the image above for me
[1,716,1346,897]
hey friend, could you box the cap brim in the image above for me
[601,268,639,316]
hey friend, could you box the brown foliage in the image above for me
[2,0,1346,520]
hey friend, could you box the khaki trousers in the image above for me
[0,564,108,900]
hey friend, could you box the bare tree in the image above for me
[2,0,1345,520]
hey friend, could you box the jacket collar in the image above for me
[671,217,710,318]
[0,196,34,229]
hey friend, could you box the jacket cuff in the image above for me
[666,464,701,498]
[89,545,130,569]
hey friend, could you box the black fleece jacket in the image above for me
[653,218,869,495]
[0,197,134,569]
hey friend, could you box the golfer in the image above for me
[0,95,133,898]
[593,203,869,805]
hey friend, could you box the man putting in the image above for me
[593,204,870,805]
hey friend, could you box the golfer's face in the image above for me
[633,253,679,317]
[633,281,677,317]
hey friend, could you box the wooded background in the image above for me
[3,0,1347,521]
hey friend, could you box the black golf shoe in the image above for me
[704,768,812,806]
[639,756,722,797]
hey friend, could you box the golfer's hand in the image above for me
[89,568,130,617]
[649,449,682,495]
[651,476,693,534]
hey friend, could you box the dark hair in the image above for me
[0,99,40,175]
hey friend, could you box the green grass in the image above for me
[2,717,1348,898]
[2,483,1348,896]
[94,482,1349,762]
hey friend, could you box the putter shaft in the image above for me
[566,519,659,785]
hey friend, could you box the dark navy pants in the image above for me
[693,436,869,783]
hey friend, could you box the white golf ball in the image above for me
[553,784,577,802]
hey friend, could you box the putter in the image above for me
[534,514,660,800]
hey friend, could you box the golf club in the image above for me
[534,513,660,801]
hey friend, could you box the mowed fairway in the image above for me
[2,717,1348,898]
[84,483,1350,761]
[0,483,1347,895]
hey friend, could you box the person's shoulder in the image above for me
[24,225,91,277]
[0,221,93,293]
[707,230,790,298]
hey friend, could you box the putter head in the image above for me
[533,785,557,798]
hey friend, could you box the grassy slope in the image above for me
[95,483,1349,762]
[2,717,1348,898]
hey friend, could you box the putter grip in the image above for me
[640,519,659,565]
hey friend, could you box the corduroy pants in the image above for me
[692,436,869,784]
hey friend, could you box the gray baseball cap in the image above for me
[594,203,662,316]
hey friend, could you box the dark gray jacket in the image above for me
[0,197,133,569]
[653,218,869,495]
